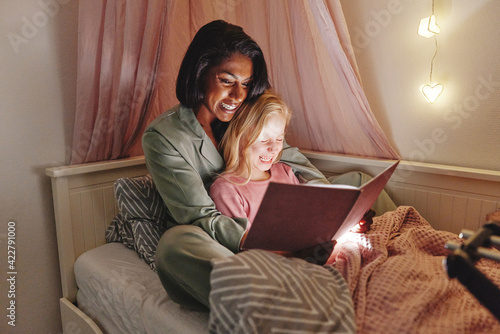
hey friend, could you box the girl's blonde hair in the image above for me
[219,90,292,184]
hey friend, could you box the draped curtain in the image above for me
[72,0,168,163]
[71,0,400,164]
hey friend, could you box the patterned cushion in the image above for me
[105,212,134,249]
[106,175,168,271]
[114,175,168,222]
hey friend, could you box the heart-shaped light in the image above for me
[418,15,440,38]
[420,83,443,103]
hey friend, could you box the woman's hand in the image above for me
[239,230,249,252]
[240,229,334,265]
[295,240,336,265]
[270,240,336,265]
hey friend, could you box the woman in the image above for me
[142,20,330,310]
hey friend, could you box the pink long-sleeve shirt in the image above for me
[210,163,300,228]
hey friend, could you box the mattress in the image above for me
[74,242,209,334]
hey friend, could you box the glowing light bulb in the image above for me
[418,15,440,38]
[420,83,443,103]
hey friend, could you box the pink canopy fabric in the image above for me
[72,0,167,163]
[71,0,400,164]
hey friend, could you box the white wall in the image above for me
[340,0,500,171]
[0,0,77,333]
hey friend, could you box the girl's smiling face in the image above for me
[249,114,286,180]
[200,53,254,123]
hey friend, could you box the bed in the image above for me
[46,156,210,334]
[46,151,500,333]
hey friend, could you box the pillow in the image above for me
[106,175,168,271]
[105,212,134,249]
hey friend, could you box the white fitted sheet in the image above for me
[75,243,209,334]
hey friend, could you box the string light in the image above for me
[418,0,443,103]
[418,15,440,38]
[420,36,443,103]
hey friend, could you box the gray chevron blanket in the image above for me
[209,249,355,333]
[208,206,500,334]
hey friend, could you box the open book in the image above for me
[241,160,400,252]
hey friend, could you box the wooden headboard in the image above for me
[303,150,500,234]
[46,156,148,303]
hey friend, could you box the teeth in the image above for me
[260,156,273,162]
[221,102,237,110]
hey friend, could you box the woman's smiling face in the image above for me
[200,53,254,123]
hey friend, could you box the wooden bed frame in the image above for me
[46,156,149,334]
[305,151,500,234]
[45,151,500,334]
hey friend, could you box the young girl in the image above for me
[210,90,339,264]
[210,90,300,228]
[210,90,373,263]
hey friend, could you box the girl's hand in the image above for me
[350,209,376,233]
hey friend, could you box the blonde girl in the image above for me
[210,90,300,226]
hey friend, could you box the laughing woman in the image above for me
[142,20,330,310]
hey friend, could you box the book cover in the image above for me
[241,160,400,251]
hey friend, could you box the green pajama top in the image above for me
[142,104,328,253]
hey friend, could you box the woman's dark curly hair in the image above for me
[176,20,270,109]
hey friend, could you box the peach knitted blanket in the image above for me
[333,206,500,334]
